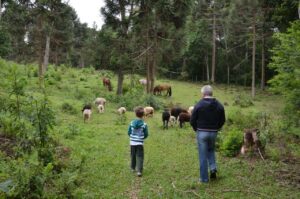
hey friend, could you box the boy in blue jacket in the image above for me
[128,106,149,177]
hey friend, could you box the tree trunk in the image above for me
[211,12,216,83]
[227,64,230,85]
[251,16,256,98]
[150,57,154,92]
[54,45,59,66]
[145,7,151,94]
[205,55,210,82]
[0,0,2,20]
[79,54,85,68]
[42,35,50,75]
[117,0,126,96]
[117,67,124,95]
[261,36,265,90]
[298,0,300,19]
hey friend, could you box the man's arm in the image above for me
[190,104,199,131]
[218,104,226,129]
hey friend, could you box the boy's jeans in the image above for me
[196,131,218,182]
[130,145,144,172]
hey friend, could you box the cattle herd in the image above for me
[81,77,194,128]
[82,96,194,129]
[81,77,262,156]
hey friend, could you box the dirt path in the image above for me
[129,177,141,199]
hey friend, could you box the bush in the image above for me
[115,88,163,111]
[233,94,254,108]
[74,87,91,100]
[143,94,162,110]
[226,110,260,130]
[64,124,80,139]
[61,102,77,115]
[220,128,243,157]
[82,67,95,75]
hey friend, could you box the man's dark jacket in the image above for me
[190,97,225,132]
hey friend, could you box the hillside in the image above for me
[0,60,299,198]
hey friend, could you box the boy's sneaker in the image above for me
[137,172,142,177]
[210,169,217,180]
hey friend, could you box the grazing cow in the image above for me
[162,109,171,129]
[153,84,172,96]
[118,107,127,115]
[169,116,176,127]
[97,104,104,113]
[178,112,191,128]
[94,97,106,106]
[171,107,188,121]
[82,104,92,123]
[188,106,194,115]
[241,128,262,156]
[144,106,154,117]
[103,77,112,91]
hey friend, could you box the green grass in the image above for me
[1,63,299,198]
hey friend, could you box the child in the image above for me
[128,106,149,177]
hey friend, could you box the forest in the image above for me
[0,0,299,198]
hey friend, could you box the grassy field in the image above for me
[0,63,299,198]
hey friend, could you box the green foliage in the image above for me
[47,70,62,82]
[226,110,260,130]
[73,86,90,101]
[0,25,11,57]
[220,128,243,157]
[269,21,300,128]
[61,102,77,115]
[64,124,80,139]
[143,94,162,110]
[113,85,162,111]
[233,94,254,108]
[114,114,127,125]
[82,67,95,75]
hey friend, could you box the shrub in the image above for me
[220,128,243,157]
[61,102,77,115]
[233,94,254,108]
[74,87,90,100]
[64,124,80,139]
[226,110,260,130]
[143,94,162,110]
[79,77,87,81]
[82,67,95,74]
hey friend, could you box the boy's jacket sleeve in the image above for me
[144,125,148,139]
[128,124,131,136]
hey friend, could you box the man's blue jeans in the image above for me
[196,131,218,182]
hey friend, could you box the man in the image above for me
[190,85,225,183]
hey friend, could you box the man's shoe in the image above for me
[137,172,142,177]
[210,170,217,180]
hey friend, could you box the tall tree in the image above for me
[101,0,136,95]
[269,21,300,127]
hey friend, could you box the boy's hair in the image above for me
[134,106,144,118]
